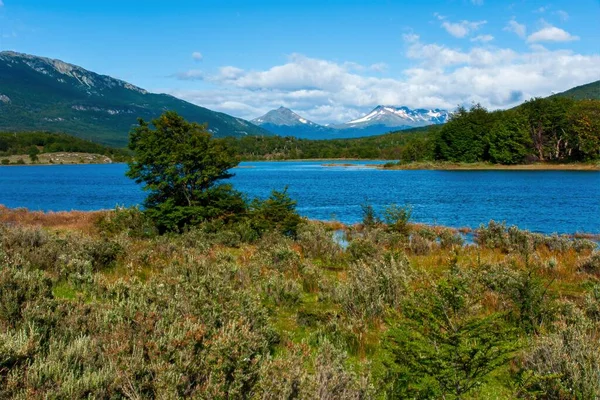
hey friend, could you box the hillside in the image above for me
[552,80,600,100]
[0,52,271,147]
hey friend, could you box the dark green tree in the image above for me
[248,187,303,237]
[383,261,518,399]
[435,104,496,162]
[126,111,246,232]
[488,110,532,164]
[27,145,40,162]
[568,100,600,161]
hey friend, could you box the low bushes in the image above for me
[1,210,598,398]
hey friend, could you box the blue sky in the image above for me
[1,0,599,123]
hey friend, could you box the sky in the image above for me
[0,0,599,124]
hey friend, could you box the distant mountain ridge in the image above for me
[0,51,271,146]
[252,105,450,139]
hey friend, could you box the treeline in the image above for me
[435,98,600,164]
[223,126,439,161]
[0,131,131,161]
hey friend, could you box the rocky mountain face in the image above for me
[0,51,271,146]
[252,105,450,139]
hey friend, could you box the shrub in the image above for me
[515,318,600,399]
[297,223,343,265]
[383,204,412,236]
[408,233,434,255]
[476,220,510,250]
[0,266,54,327]
[94,206,157,238]
[248,188,303,238]
[438,229,464,249]
[340,254,412,320]
[347,237,379,261]
[578,252,600,276]
[262,274,302,307]
[383,263,518,399]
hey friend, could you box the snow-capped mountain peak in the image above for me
[343,105,450,129]
[252,106,320,127]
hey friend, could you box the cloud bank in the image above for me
[165,27,598,124]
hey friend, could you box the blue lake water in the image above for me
[0,161,599,234]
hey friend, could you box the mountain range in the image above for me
[252,105,451,139]
[0,51,271,146]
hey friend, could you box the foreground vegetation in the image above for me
[1,204,599,399]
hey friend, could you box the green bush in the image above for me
[248,188,303,238]
[94,206,157,238]
[383,263,518,399]
[383,204,412,236]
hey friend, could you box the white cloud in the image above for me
[440,18,487,38]
[172,69,204,81]
[369,63,389,73]
[535,6,549,13]
[527,25,579,43]
[555,10,569,22]
[191,51,203,62]
[504,19,527,38]
[471,0,484,5]
[402,33,420,43]
[162,39,600,124]
[471,34,494,43]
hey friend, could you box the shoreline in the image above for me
[2,156,598,171]
[2,205,599,240]
[377,161,600,171]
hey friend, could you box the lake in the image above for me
[0,161,599,235]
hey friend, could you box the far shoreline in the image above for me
[1,156,599,171]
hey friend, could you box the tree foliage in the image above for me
[127,111,245,232]
[384,261,518,398]
[435,98,600,164]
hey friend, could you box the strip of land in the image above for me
[379,161,600,171]
[1,152,114,165]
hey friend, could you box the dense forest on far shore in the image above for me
[226,97,600,164]
[0,131,131,163]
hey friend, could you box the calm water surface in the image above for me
[0,161,598,234]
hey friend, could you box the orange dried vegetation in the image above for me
[0,205,104,233]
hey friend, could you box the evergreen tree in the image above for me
[126,111,245,232]
[384,261,518,398]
